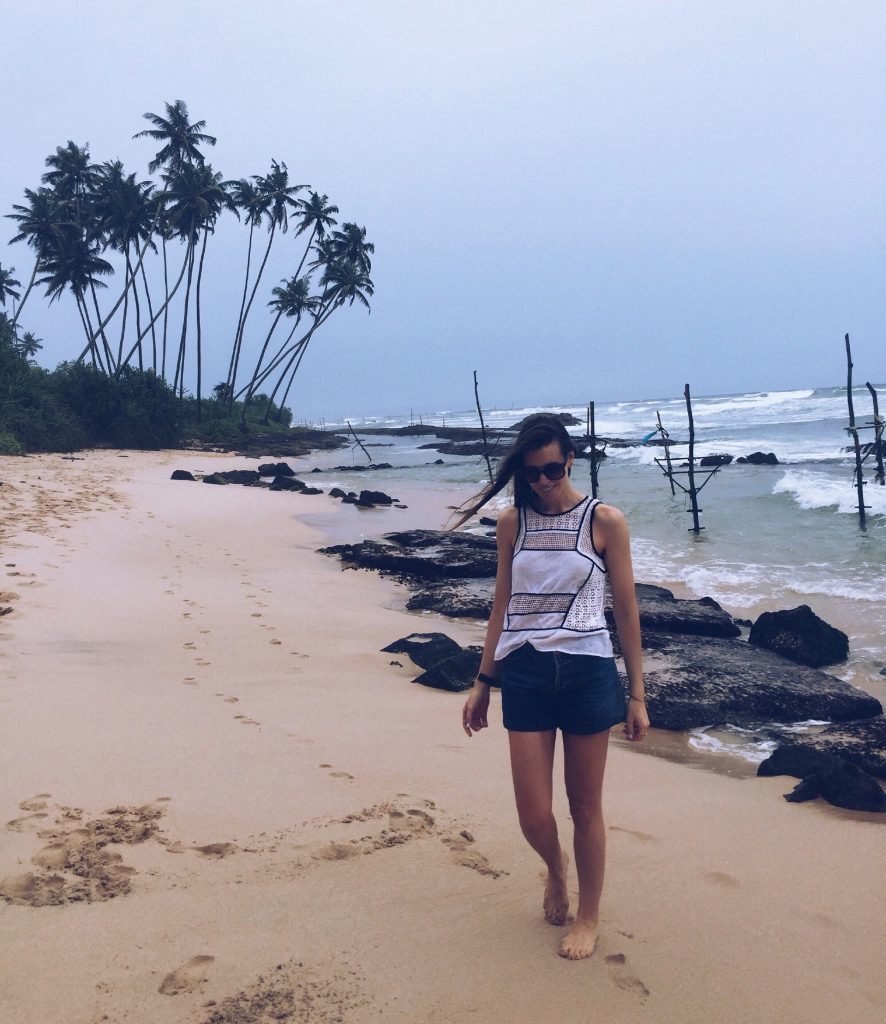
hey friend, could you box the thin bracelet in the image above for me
[628,694,647,703]
[477,672,497,686]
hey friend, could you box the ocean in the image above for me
[303,385,885,766]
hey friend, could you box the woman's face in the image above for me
[522,440,574,501]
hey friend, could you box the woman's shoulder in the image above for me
[592,500,626,524]
[496,505,519,542]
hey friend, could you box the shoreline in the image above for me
[1,450,884,1023]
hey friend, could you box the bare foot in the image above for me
[559,919,598,960]
[543,850,569,925]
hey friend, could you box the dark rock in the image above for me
[321,530,498,581]
[322,463,396,472]
[220,470,262,486]
[639,631,881,729]
[269,476,305,492]
[736,451,779,465]
[700,454,733,466]
[783,764,885,813]
[749,605,849,667]
[763,718,886,778]
[341,494,358,504]
[359,490,395,505]
[509,412,582,430]
[573,447,608,460]
[329,487,347,499]
[418,440,508,457]
[758,745,844,778]
[259,462,295,477]
[617,584,740,638]
[434,459,445,464]
[171,470,196,481]
[300,486,323,495]
[406,581,496,619]
[479,517,497,527]
[734,617,753,627]
[202,473,229,485]
[380,633,462,669]
[414,647,484,692]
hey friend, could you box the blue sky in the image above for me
[2,1,884,421]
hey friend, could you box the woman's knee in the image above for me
[567,796,604,830]
[518,808,556,842]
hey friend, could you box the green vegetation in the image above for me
[1,99,374,452]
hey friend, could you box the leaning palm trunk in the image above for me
[89,284,116,373]
[161,236,169,378]
[194,231,209,421]
[238,306,287,427]
[76,292,107,373]
[87,203,163,350]
[106,243,191,374]
[138,259,158,373]
[126,253,144,371]
[228,223,276,413]
[11,260,40,328]
[173,239,197,399]
[274,336,314,420]
[241,300,335,400]
[117,245,131,368]
[226,219,256,407]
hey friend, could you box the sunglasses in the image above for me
[522,461,567,483]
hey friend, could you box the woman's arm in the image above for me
[594,504,650,742]
[463,508,517,736]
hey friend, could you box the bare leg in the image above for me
[508,730,569,925]
[559,729,611,959]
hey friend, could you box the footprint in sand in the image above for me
[609,825,657,843]
[192,843,237,858]
[234,715,260,727]
[7,813,49,831]
[183,642,196,650]
[705,870,740,887]
[250,612,262,618]
[183,678,198,687]
[158,955,215,996]
[270,639,282,646]
[605,953,627,965]
[330,771,354,780]
[610,973,650,998]
[19,794,52,812]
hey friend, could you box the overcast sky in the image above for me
[2,1,884,421]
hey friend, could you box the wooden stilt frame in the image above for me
[653,384,721,533]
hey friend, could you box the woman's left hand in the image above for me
[623,700,651,742]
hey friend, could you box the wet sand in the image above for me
[0,450,883,1024]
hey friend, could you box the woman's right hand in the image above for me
[462,683,491,737]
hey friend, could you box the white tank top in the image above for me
[494,496,613,661]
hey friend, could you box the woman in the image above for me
[458,414,649,960]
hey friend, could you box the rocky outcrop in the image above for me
[220,470,262,486]
[259,462,295,477]
[321,530,498,581]
[629,585,739,638]
[171,470,196,481]
[202,473,229,485]
[762,717,886,778]
[639,632,880,729]
[700,454,733,466]
[737,451,779,465]
[381,633,481,692]
[758,745,885,813]
[749,605,849,667]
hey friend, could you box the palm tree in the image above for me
[157,162,229,402]
[0,265,20,308]
[327,222,374,274]
[6,187,64,325]
[38,228,114,369]
[92,160,157,368]
[292,191,338,278]
[228,160,304,408]
[224,176,268,405]
[239,275,317,426]
[41,141,99,231]
[133,99,216,173]
[18,331,42,361]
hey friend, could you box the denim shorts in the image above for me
[498,643,626,735]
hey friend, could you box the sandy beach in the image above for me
[0,450,883,1024]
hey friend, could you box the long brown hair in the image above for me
[449,414,576,529]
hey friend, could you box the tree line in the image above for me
[0,99,374,440]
